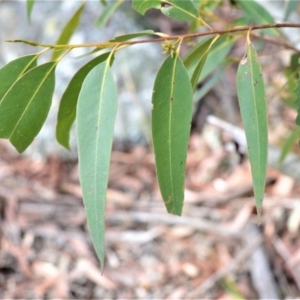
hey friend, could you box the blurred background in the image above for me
[1,0,300,298]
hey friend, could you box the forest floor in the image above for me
[1,118,300,299]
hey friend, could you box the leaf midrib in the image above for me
[168,55,178,213]
[8,63,55,139]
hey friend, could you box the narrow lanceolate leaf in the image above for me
[161,0,198,21]
[0,54,38,100]
[190,37,218,91]
[132,0,160,14]
[109,30,154,42]
[56,52,111,149]
[235,0,278,36]
[95,0,123,28]
[183,37,214,69]
[237,43,268,210]
[26,0,35,20]
[51,2,85,60]
[185,35,234,82]
[0,62,56,153]
[294,72,300,126]
[284,0,299,21]
[152,55,193,216]
[279,127,300,163]
[77,61,117,268]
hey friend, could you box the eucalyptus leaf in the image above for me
[0,54,38,101]
[95,0,123,28]
[185,35,234,83]
[132,0,160,14]
[284,0,299,20]
[237,43,268,210]
[51,2,85,60]
[0,62,56,153]
[109,30,154,42]
[183,37,214,69]
[235,0,279,36]
[77,61,117,268]
[26,0,35,20]
[161,0,198,21]
[279,127,300,163]
[152,55,193,216]
[56,52,111,149]
[295,73,300,126]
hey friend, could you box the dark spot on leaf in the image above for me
[170,97,173,101]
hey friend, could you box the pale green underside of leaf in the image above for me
[51,2,85,60]
[0,54,38,101]
[161,0,199,21]
[56,52,111,149]
[279,127,300,163]
[284,0,299,21]
[152,55,193,216]
[235,0,279,36]
[26,0,36,20]
[0,62,56,153]
[132,0,160,14]
[77,62,118,268]
[95,0,123,28]
[109,30,154,42]
[185,35,234,83]
[237,43,268,209]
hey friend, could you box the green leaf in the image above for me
[284,0,299,20]
[95,0,123,28]
[109,30,154,42]
[183,37,214,69]
[235,0,278,36]
[132,0,161,15]
[152,55,193,216]
[77,61,118,268]
[185,35,234,84]
[295,73,300,125]
[0,62,56,153]
[51,2,85,60]
[193,67,224,103]
[0,54,38,101]
[237,43,268,210]
[279,127,300,163]
[26,0,35,20]
[161,0,199,21]
[56,53,111,150]
[190,37,219,91]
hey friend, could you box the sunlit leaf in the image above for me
[237,42,268,210]
[77,61,117,268]
[56,52,111,149]
[0,54,38,101]
[279,127,300,163]
[132,0,160,14]
[26,0,35,20]
[161,0,198,21]
[152,55,193,216]
[235,0,279,36]
[109,30,154,42]
[0,62,56,152]
[95,0,123,28]
[51,2,85,60]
